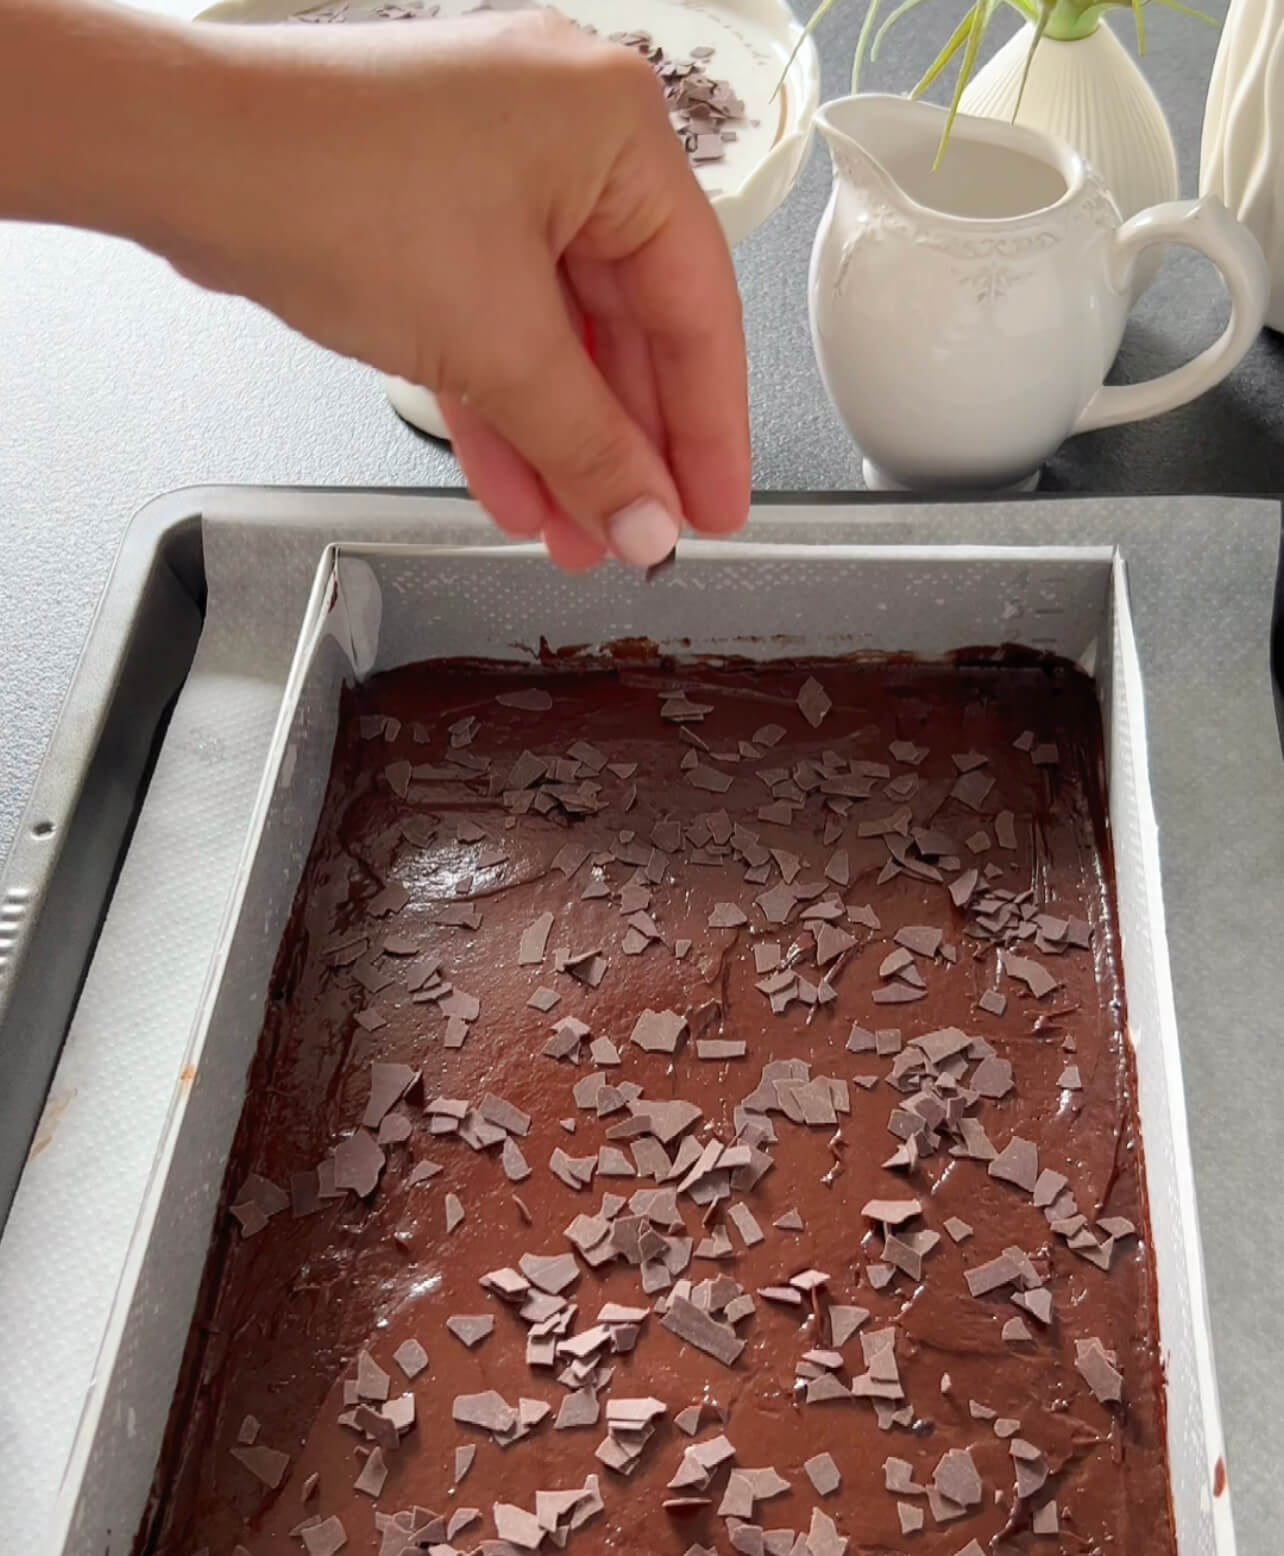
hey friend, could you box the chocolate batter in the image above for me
[139,657,1176,1556]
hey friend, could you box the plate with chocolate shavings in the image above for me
[197,0,820,437]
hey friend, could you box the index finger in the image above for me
[611,170,751,535]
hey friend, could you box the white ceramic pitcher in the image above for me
[810,95,1269,493]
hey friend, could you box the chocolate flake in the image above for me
[933,1449,982,1506]
[518,912,555,965]
[1002,1318,1032,1344]
[445,1192,466,1232]
[797,678,832,728]
[301,1517,348,1556]
[1001,951,1059,1000]
[861,1198,922,1226]
[230,1443,290,1489]
[393,1338,428,1379]
[722,1201,762,1251]
[494,1502,544,1547]
[965,1252,1022,1297]
[806,1506,848,1556]
[497,689,553,712]
[1032,1500,1059,1535]
[895,925,943,958]
[630,1008,687,1054]
[502,1137,531,1182]
[1075,1337,1124,1402]
[804,1453,841,1496]
[447,1314,495,1348]
[521,1252,580,1294]
[555,1388,600,1430]
[988,1136,1039,1193]
[698,1039,747,1060]
[944,1217,973,1243]
[354,1446,388,1498]
[662,1295,745,1366]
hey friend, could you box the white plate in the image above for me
[199,0,819,438]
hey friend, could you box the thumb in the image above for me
[454,258,683,568]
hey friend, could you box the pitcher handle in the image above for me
[1073,197,1268,436]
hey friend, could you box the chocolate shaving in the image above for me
[861,1198,922,1226]
[804,1453,841,1496]
[447,1314,495,1348]
[1033,1500,1059,1534]
[988,1136,1039,1193]
[1075,1337,1124,1402]
[964,1251,1022,1297]
[630,1008,688,1054]
[454,1390,518,1434]
[301,1517,347,1556]
[230,1443,290,1489]
[806,1506,848,1556]
[1001,951,1059,1000]
[933,1449,982,1506]
[497,689,553,712]
[393,1338,428,1379]
[518,912,555,966]
[662,1295,745,1366]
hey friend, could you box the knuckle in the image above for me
[462,347,546,417]
[557,416,634,498]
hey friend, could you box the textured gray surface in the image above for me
[3,4,1282,868]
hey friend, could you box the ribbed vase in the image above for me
[961,21,1178,287]
[1201,0,1284,330]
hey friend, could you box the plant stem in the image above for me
[1043,0,1110,38]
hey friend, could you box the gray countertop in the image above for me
[3,1,1282,866]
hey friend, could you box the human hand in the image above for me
[178,9,752,568]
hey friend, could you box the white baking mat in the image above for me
[0,495,1280,1552]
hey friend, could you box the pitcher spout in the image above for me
[814,93,943,206]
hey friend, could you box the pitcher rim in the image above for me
[815,92,1087,231]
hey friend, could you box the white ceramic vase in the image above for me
[1201,0,1284,330]
[960,19,1178,286]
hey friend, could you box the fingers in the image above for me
[568,254,667,458]
[593,167,751,536]
[439,393,547,539]
[458,248,685,569]
[541,510,608,572]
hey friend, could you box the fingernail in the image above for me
[607,499,681,569]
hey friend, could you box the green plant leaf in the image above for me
[1131,0,1147,52]
[911,3,979,99]
[934,0,1001,169]
[773,0,844,101]
[1012,0,1052,120]
[852,0,885,91]
[1146,0,1219,24]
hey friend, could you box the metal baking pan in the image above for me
[51,538,1233,1556]
[0,507,205,1227]
[5,490,1282,1242]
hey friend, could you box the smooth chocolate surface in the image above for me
[140,657,1175,1556]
